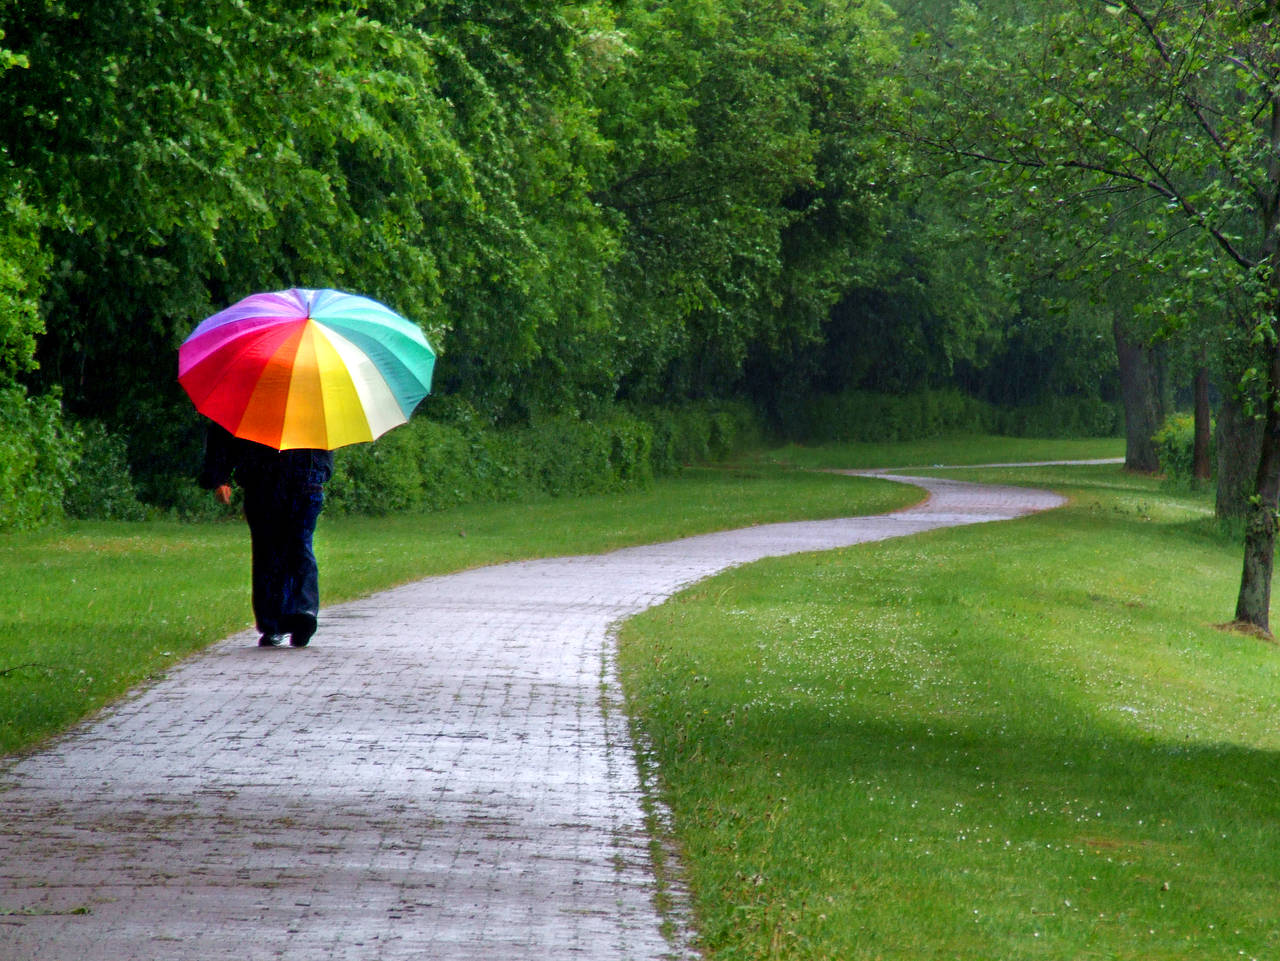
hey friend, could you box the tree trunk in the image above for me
[1113,317,1164,472]
[1234,343,1280,632]
[1216,391,1264,519]
[1193,361,1212,481]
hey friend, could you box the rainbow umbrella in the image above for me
[179,288,435,451]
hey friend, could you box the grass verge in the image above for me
[617,456,1279,961]
[0,462,917,758]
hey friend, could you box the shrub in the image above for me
[324,402,755,516]
[327,420,429,515]
[643,400,761,471]
[0,386,79,529]
[63,420,148,520]
[993,394,1121,438]
[777,388,1121,443]
[779,389,994,443]
[1153,413,1212,485]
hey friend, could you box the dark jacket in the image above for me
[197,422,334,491]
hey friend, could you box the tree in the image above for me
[0,0,486,495]
[412,1,624,421]
[2,3,454,357]
[596,0,898,402]
[0,17,45,382]
[917,1,1280,632]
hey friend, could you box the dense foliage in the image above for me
[0,386,77,528]
[778,387,1118,444]
[0,0,1126,525]
[324,400,760,515]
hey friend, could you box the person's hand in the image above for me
[215,484,232,506]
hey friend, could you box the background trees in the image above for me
[597,0,902,407]
[1,1,482,499]
[0,1,1137,523]
[1,1,934,477]
[908,0,1280,629]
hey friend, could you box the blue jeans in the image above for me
[243,480,325,636]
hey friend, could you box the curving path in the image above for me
[0,471,1069,960]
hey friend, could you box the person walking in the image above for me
[197,421,334,648]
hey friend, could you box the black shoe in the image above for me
[258,633,285,647]
[289,613,317,648]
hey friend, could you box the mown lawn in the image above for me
[618,454,1279,961]
[0,461,917,758]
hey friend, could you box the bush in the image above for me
[327,416,530,516]
[992,394,1121,438]
[776,388,1121,443]
[778,389,994,443]
[518,415,650,497]
[0,386,79,529]
[326,420,432,515]
[324,403,756,516]
[1153,413,1212,485]
[643,400,762,472]
[63,420,148,520]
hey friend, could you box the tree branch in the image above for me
[1114,0,1269,204]
[918,133,1259,271]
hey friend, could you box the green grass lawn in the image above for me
[618,455,1280,961]
[0,462,917,758]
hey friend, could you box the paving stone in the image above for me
[0,471,1070,960]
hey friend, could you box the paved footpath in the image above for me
[1,471,1070,960]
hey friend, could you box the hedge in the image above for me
[776,388,1121,443]
[323,400,761,516]
[62,420,148,521]
[0,386,79,529]
[47,388,1122,525]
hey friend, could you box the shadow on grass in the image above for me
[650,702,1280,955]
[719,707,1280,835]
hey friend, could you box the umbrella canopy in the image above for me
[179,288,435,451]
